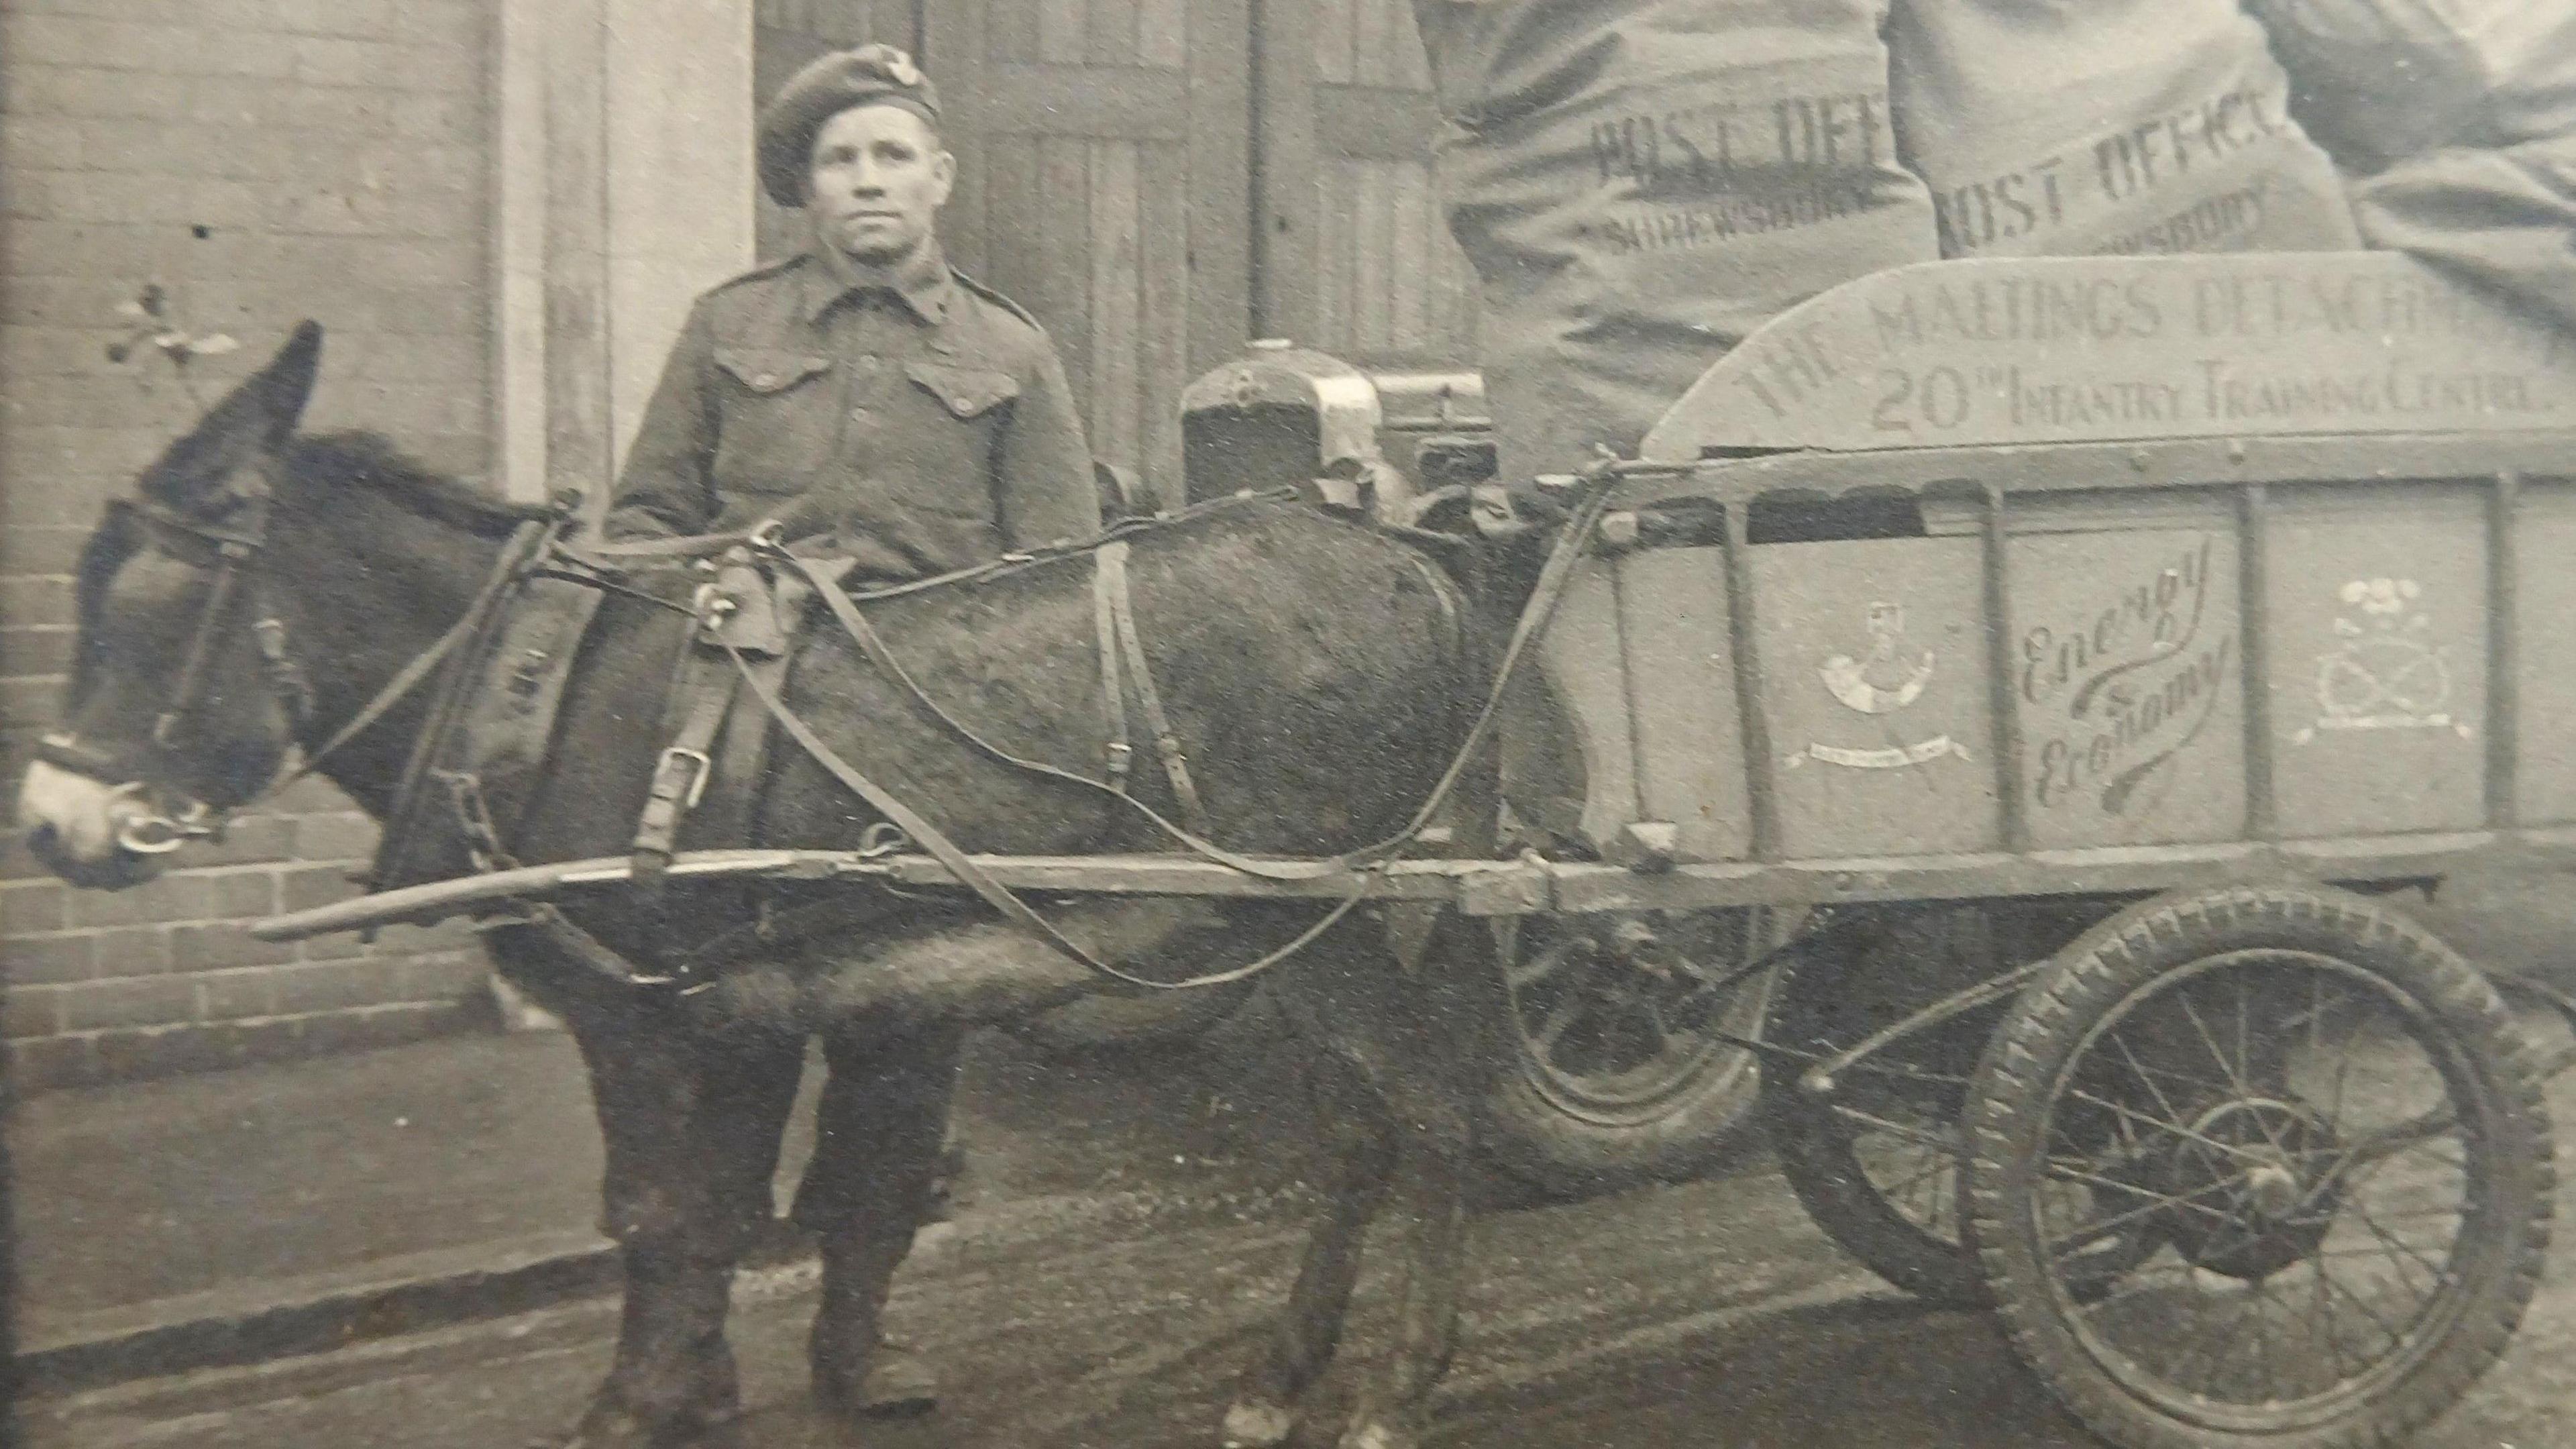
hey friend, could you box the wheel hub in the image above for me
[1502,911,1772,1122]
[2160,1097,2341,1281]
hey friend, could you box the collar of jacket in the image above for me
[800,234,956,327]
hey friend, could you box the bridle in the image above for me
[35,484,395,856]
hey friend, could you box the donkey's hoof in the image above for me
[1220,1395,1299,1448]
[1336,1421,1419,1449]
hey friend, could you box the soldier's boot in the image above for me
[547,1252,740,1448]
[809,1228,940,1420]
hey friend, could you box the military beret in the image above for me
[757,44,942,207]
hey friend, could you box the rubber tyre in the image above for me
[1962,884,2555,1449]
[1766,924,1991,1306]
[1481,909,1790,1199]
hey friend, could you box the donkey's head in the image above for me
[19,323,323,888]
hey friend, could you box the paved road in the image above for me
[28,1062,2576,1449]
[27,875,2576,1449]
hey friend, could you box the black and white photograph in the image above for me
[7,1,2576,1446]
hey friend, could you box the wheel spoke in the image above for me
[2329,1109,2461,1177]
[2045,1178,2233,1263]
[2349,1199,2456,1301]
[1829,1104,1957,1154]
[2315,1257,2408,1350]
[2059,1085,2263,1167]
[2108,1030,2192,1130]
[2178,989,2253,1097]
[2250,1273,2280,1401]
[1644,999,1676,1055]
[1532,991,1588,1055]
[2035,1160,2236,1230]
[1506,938,1572,993]
[2310,1258,2355,1383]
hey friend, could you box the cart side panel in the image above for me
[1750,537,2000,858]
[2267,483,2489,839]
[1504,561,1640,854]
[2008,503,2247,850]
[2514,479,2576,825]
[1617,547,1753,862]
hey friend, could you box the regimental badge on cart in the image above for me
[2294,577,2472,743]
[1792,601,1970,769]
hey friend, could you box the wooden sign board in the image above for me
[2008,515,2248,851]
[1748,538,2000,859]
[2266,486,2489,839]
[1642,253,2576,460]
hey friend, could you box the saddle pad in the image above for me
[369,574,606,891]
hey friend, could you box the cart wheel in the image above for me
[1964,885,2554,1449]
[1765,911,1994,1306]
[1481,908,1786,1197]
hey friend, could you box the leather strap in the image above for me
[1093,543,1134,794]
[368,516,566,890]
[486,905,707,992]
[1101,543,1210,837]
[630,625,739,888]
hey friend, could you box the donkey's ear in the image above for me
[253,321,323,442]
[138,321,325,508]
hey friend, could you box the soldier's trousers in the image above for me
[553,986,963,1267]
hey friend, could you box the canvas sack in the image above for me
[2243,0,2576,167]
[1887,0,2361,258]
[1413,0,1940,484]
[2349,136,2576,336]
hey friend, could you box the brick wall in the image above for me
[1,0,499,1089]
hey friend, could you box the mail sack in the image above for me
[1413,0,1940,483]
[2349,134,2576,337]
[2243,0,2576,167]
[1886,0,2361,259]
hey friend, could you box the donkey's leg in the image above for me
[1223,1057,1397,1449]
[547,981,804,1448]
[1335,1101,1477,1449]
[1335,917,1500,1449]
[792,1014,965,1421]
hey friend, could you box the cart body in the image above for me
[1511,250,2576,916]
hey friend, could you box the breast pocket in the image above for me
[904,362,1019,420]
[711,347,837,488]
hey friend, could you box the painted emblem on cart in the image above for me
[1792,601,1967,769]
[2293,578,2470,743]
[1819,602,1935,714]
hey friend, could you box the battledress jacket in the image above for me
[604,244,1099,582]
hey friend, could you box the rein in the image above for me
[42,487,558,853]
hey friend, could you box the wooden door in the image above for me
[924,0,1254,503]
[1257,0,1479,366]
[753,0,920,262]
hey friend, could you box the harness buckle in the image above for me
[654,747,714,811]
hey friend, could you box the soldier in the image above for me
[565,45,1097,1446]
[607,44,1099,572]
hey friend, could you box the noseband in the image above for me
[36,489,314,852]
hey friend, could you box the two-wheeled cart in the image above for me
[262,249,2576,1449]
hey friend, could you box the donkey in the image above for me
[19,325,1511,1449]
